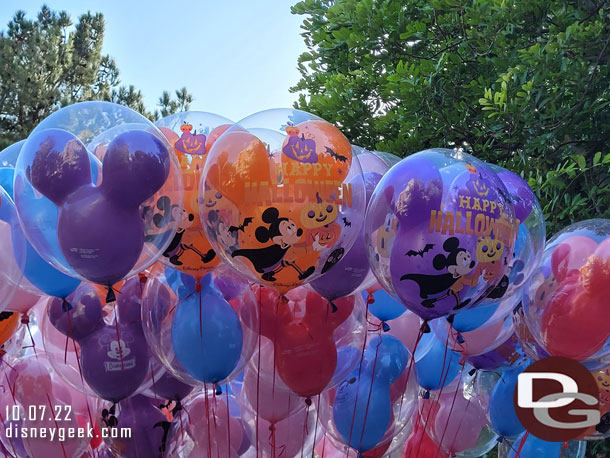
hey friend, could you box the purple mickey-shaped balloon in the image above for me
[27,128,92,205]
[48,284,105,341]
[101,130,170,208]
[48,278,150,402]
[27,128,170,286]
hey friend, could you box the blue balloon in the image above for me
[414,333,461,391]
[0,168,80,298]
[489,368,525,437]
[333,335,408,452]
[451,300,499,332]
[332,345,361,386]
[508,434,561,458]
[171,273,243,383]
[365,289,405,327]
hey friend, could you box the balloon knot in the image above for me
[195,279,202,293]
[268,424,275,432]
[468,368,476,376]
[459,355,466,366]
[421,321,431,333]
[215,385,222,395]
[279,295,289,306]
[382,321,390,332]
[105,287,116,304]
[20,314,29,325]
[496,436,504,443]
[366,292,375,305]
[456,333,464,344]
[561,441,569,449]
[304,397,312,406]
[138,272,147,286]
[330,301,338,313]
[423,390,430,399]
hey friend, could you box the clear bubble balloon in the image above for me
[154,112,233,278]
[0,185,25,312]
[200,108,366,295]
[14,101,183,291]
[142,264,258,387]
[523,219,610,368]
[365,148,517,322]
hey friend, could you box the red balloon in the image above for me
[551,236,597,283]
[255,285,354,397]
[403,420,448,458]
[542,255,610,360]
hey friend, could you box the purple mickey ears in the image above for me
[101,130,171,208]
[27,129,92,206]
[48,284,105,341]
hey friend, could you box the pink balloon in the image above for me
[183,395,244,458]
[432,392,486,455]
[551,235,597,283]
[5,287,42,314]
[241,338,305,424]
[593,238,610,261]
[381,311,424,354]
[437,317,512,357]
[243,401,316,458]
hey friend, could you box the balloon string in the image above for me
[256,286,262,458]
[356,329,383,453]
[45,391,67,458]
[433,365,466,458]
[515,432,529,458]
[113,310,125,371]
[226,385,231,458]
[415,328,452,458]
[559,441,568,458]
[212,390,220,458]
[345,299,371,458]
[197,279,203,340]
[60,304,97,435]
[405,405,423,458]
[204,384,213,458]
[20,314,37,355]
[397,324,426,417]
[150,363,158,405]
[311,395,322,458]
[300,402,310,458]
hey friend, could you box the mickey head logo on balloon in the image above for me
[47,277,150,403]
[21,128,170,289]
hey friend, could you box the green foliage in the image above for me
[0,5,194,149]
[291,0,610,236]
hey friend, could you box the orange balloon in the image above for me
[0,311,20,347]
[155,123,223,278]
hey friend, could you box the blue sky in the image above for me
[0,0,309,121]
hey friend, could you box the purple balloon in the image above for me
[311,172,383,300]
[27,128,91,206]
[151,371,193,401]
[495,168,535,223]
[101,130,170,208]
[109,394,166,458]
[28,129,170,285]
[49,278,150,402]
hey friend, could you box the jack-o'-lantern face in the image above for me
[476,232,504,263]
[597,368,610,405]
[180,123,193,133]
[301,199,338,229]
[310,223,340,248]
[203,184,223,209]
[472,176,490,197]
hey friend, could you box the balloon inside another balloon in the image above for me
[365,148,517,322]
[142,264,258,387]
[365,285,406,329]
[0,185,25,312]
[13,101,184,293]
[523,219,610,367]
[0,142,83,300]
[200,108,366,295]
[154,112,234,278]
[0,352,94,458]
[420,380,497,457]
[498,435,586,458]
[43,277,154,402]
[322,334,418,454]
[471,164,545,314]
[254,284,366,398]
[467,329,530,371]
